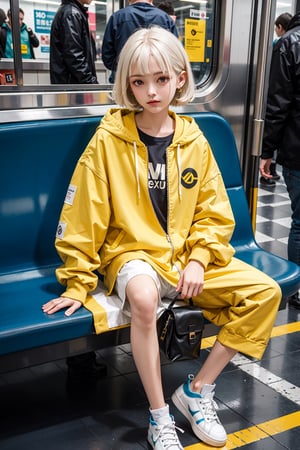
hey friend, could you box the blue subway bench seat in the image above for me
[1,112,300,372]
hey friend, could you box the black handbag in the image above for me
[157,298,204,361]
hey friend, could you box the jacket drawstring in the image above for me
[133,141,141,199]
[176,144,182,201]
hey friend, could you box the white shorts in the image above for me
[115,259,178,316]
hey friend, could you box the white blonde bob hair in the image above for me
[113,26,195,110]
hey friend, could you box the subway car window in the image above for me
[0,0,216,90]
[173,0,216,86]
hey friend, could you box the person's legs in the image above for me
[197,258,281,358]
[283,168,300,265]
[172,341,236,447]
[172,258,281,447]
[191,340,236,389]
[116,261,183,449]
[126,274,165,410]
[282,167,300,308]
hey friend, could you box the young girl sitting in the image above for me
[43,26,281,449]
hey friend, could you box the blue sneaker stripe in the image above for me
[149,416,156,426]
[188,405,198,416]
[188,406,205,424]
[196,418,205,424]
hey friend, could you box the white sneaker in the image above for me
[172,374,227,447]
[147,414,184,449]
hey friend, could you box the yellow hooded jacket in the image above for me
[55,108,236,308]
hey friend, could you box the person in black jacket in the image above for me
[102,0,178,83]
[260,11,300,309]
[259,12,292,187]
[50,0,98,84]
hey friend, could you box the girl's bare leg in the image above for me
[191,340,236,392]
[126,275,165,410]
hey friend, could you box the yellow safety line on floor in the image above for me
[201,321,300,350]
[184,410,300,449]
[270,321,300,336]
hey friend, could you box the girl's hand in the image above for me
[176,260,204,298]
[42,296,82,316]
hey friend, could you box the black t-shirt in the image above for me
[138,129,173,232]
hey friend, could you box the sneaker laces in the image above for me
[199,392,220,423]
[187,374,220,424]
[155,419,184,449]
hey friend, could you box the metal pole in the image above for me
[252,0,274,157]
[10,0,23,86]
[248,0,276,230]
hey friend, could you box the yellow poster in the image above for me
[184,19,206,62]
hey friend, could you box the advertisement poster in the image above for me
[34,9,55,55]
[184,18,206,63]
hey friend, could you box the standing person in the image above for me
[260,11,300,309]
[50,0,98,84]
[274,12,293,43]
[260,12,292,187]
[0,8,6,58]
[0,8,6,27]
[157,1,176,22]
[43,26,281,448]
[102,0,178,83]
[0,8,39,59]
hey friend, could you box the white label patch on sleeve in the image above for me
[56,222,67,239]
[64,184,77,205]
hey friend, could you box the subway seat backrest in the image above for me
[0,118,101,355]
[1,112,300,357]
[193,113,300,295]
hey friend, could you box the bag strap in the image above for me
[167,297,194,309]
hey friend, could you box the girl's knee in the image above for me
[127,282,158,325]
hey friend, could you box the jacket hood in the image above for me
[98,108,203,200]
[98,108,202,148]
[287,12,300,31]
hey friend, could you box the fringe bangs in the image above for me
[129,44,171,77]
